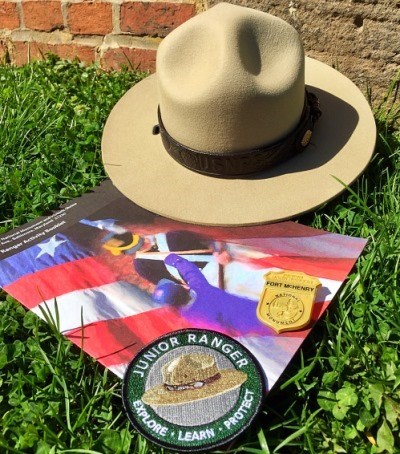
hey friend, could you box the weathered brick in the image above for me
[121,2,195,37]
[23,1,63,32]
[68,2,113,35]
[214,0,399,101]
[362,19,400,60]
[307,49,399,99]
[300,1,400,27]
[101,46,156,72]
[0,2,19,30]
[11,41,96,65]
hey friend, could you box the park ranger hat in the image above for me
[102,2,376,226]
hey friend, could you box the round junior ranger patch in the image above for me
[122,329,265,452]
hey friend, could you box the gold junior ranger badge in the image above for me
[256,271,321,333]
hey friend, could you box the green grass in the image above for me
[0,57,399,453]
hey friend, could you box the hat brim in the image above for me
[141,369,247,406]
[102,57,376,226]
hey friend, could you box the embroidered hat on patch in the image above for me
[122,329,265,452]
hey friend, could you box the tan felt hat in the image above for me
[102,2,376,226]
[141,353,247,406]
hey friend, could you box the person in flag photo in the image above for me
[79,218,230,306]
[76,219,279,337]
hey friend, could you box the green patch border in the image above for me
[122,329,265,452]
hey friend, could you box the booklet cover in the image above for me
[0,181,366,392]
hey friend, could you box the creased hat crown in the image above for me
[157,2,305,153]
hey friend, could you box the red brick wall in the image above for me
[0,0,199,72]
[0,0,398,100]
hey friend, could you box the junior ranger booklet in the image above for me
[0,180,366,392]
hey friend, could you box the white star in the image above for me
[36,236,66,259]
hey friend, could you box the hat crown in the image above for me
[157,2,305,153]
[162,353,219,385]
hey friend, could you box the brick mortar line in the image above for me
[11,29,87,44]
[8,28,161,50]
[72,35,104,46]
[112,3,121,34]
[103,33,161,49]
[16,1,25,30]
[60,1,69,33]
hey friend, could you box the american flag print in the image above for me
[0,219,367,392]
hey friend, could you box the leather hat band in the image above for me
[154,91,322,177]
